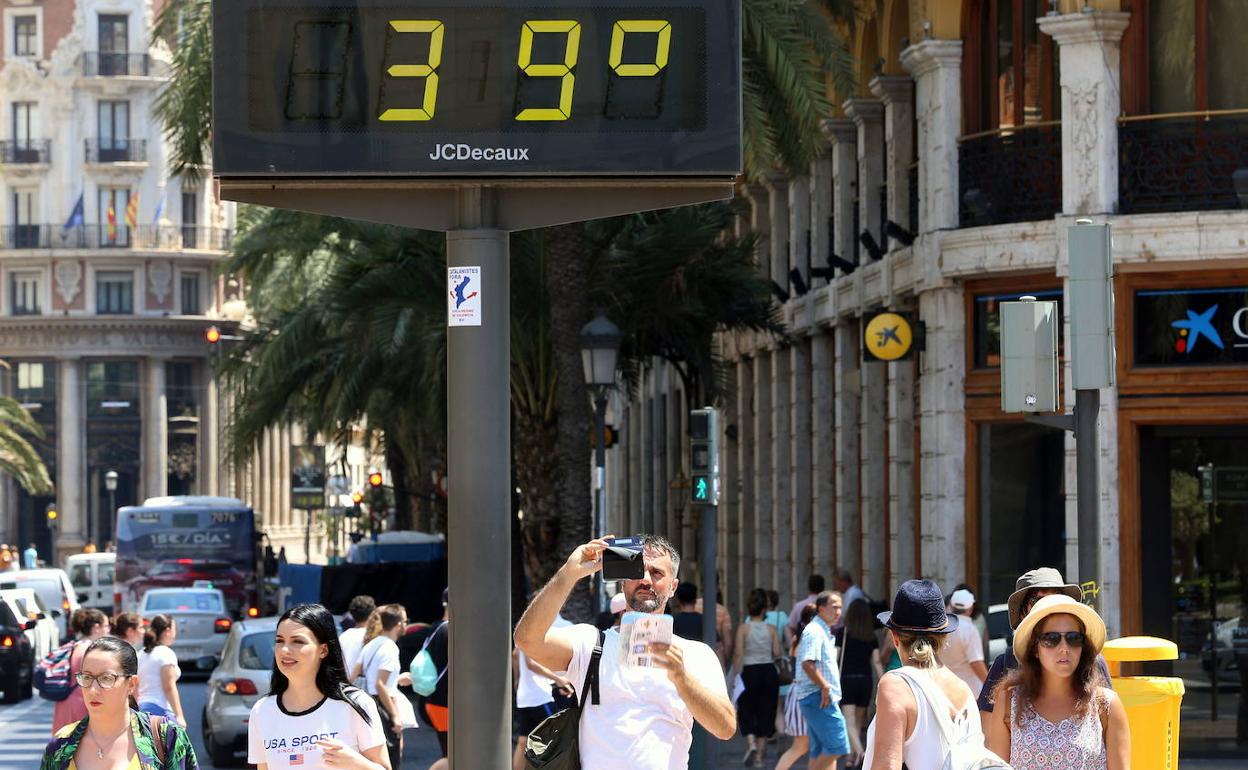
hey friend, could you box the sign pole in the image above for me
[445,188,512,770]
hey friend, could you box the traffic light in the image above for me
[368,471,384,488]
[205,326,222,344]
[689,407,719,505]
[350,490,364,518]
[45,503,59,532]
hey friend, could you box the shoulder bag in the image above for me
[523,630,605,770]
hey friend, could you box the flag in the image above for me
[106,199,117,242]
[288,754,304,766]
[62,193,84,233]
[152,192,166,225]
[125,193,139,230]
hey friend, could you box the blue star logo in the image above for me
[1171,305,1224,354]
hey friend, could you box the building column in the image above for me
[788,175,811,286]
[844,99,886,251]
[790,338,813,601]
[917,288,966,590]
[900,39,963,233]
[771,346,792,595]
[810,330,836,581]
[143,358,168,500]
[888,358,917,592]
[628,395,643,534]
[861,356,888,600]
[1038,11,1130,216]
[720,356,740,620]
[767,175,791,291]
[202,363,219,496]
[810,150,834,285]
[752,352,773,592]
[56,358,85,556]
[870,76,916,236]
[822,119,858,273]
[834,324,861,578]
[744,184,772,272]
[736,357,757,598]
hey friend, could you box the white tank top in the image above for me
[741,620,774,666]
[861,667,982,770]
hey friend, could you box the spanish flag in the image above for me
[107,198,117,242]
[125,193,139,230]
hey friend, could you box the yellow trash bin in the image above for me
[1102,636,1184,770]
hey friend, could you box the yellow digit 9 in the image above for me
[609,20,671,76]
[379,20,444,122]
[515,20,581,121]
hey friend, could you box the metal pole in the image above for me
[593,392,608,616]
[695,503,719,770]
[1075,388,1100,603]
[446,194,511,770]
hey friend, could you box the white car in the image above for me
[0,588,59,659]
[202,616,277,766]
[139,587,233,664]
[0,569,79,642]
[986,603,1012,663]
[66,553,116,612]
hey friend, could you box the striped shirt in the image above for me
[792,615,841,702]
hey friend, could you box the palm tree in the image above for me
[0,388,53,496]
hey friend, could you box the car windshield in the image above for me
[145,592,223,612]
[239,632,275,670]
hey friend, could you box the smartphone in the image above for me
[601,536,645,581]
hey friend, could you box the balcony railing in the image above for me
[958,122,1062,228]
[85,139,147,163]
[0,224,233,251]
[0,140,51,164]
[82,52,168,77]
[1119,110,1248,215]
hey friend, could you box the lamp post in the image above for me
[580,312,621,617]
[104,470,118,548]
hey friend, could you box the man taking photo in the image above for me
[515,534,736,770]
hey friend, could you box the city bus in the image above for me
[114,496,262,618]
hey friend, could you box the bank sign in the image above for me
[1135,287,1248,366]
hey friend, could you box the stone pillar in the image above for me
[202,364,219,496]
[771,347,792,595]
[752,352,773,591]
[888,358,917,592]
[1038,12,1130,216]
[143,358,168,500]
[860,357,888,600]
[744,184,772,272]
[844,99,886,252]
[822,119,858,272]
[900,40,963,233]
[870,76,916,235]
[788,176,811,284]
[810,152,834,284]
[629,396,643,534]
[260,430,273,523]
[834,323,861,577]
[810,330,836,581]
[279,426,291,530]
[736,357,757,595]
[790,338,813,601]
[767,176,791,290]
[720,359,740,619]
[917,287,967,589]
[56,358,85,555]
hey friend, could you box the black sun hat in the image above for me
[877,579,959,635]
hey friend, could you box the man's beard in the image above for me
[627,586,663,613]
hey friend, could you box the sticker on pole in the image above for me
[447,266,482,327]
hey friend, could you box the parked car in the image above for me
[202,615,276,767]
[126,559,249,616]
[0,588,58,660]
[0,594,36,703]
[1201,615,1243,683]
[66,552,117,611]
[986,602,1012,663]
[0,569,79,642]
[139,586,234,664]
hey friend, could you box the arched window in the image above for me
[1147,0,1248,113]
[963,0,1060,133]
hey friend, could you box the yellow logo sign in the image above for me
[864,312,913,361]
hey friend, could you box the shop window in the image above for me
[972,288,1063,369]
[95,271,133,314]
[966,0,1060,134]
[1150,0,1248,112]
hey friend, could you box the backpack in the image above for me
[410,622,448,696]
[892,667,1014,770]
[34,641,78,702]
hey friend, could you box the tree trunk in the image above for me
[513,409,562,596]
[386,440,414,531]
[544,223,595,622]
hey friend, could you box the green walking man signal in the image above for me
[689,407,719,505]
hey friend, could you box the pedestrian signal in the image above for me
[688,407,719,505]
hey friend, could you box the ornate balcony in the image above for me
[1119,110,1248,215]
[958,122,1062,228]
[82,53,168,78]
[85,139,147,164]
[0,224,233,251]
[0,140,51,165]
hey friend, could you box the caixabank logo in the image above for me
[1171,305,1224,354]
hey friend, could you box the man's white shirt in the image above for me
[559,623,729,770]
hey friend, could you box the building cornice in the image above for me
[0,316,226,358]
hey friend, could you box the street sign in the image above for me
[863,311,915,361]
[291,445,327,508]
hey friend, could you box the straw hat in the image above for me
[1012,594,1107,660]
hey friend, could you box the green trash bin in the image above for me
[1102,636,1184,770]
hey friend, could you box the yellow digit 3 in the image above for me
[609,20,671,76]
[379,20,444,121]
[515,20,581,121]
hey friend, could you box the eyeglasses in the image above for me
[1037,631,1085,649]
[75,672,131,690]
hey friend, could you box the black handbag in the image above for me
[524,630,605,770]
[773,655,794,685]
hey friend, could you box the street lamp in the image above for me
[104,470,118,547]
[580,311,621,616]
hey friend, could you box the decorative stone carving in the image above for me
[148,261,173,305]
[54,261,82,306]
[1067,82,1100,214]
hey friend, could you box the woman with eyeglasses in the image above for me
[39,636,198,769]
[985,595,1129,770]
[137,615,186,728]
[52,608,112,734]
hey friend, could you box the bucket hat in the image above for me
[1006,567,1082,629]
[877,579,958,635]
[1012,594,1106,660]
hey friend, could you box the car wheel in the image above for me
[1,676,20,704]
[203,706,239,767]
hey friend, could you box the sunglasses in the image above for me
[1037,631,1085,649]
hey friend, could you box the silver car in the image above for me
[202,616,276,767]
[139,587,233,664]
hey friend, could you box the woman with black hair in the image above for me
[247,603,390,770]
[137,614,187,727]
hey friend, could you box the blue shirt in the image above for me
[23,547,37,569]
[792,615,841,702]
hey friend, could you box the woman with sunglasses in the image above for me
[40,636,198,769]
[986,595,1129,770]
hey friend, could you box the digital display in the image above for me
[213,0,740,177]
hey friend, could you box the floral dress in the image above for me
[1008,689,1107,770]
[40,709,199,770]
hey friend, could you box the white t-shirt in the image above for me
[942,618,986,696]
[338,626,366,674]
[559,623,729,770]
[137,645,180,711]
[358,636,401,695]
[516,615,573,708]
[247,690,386,769]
